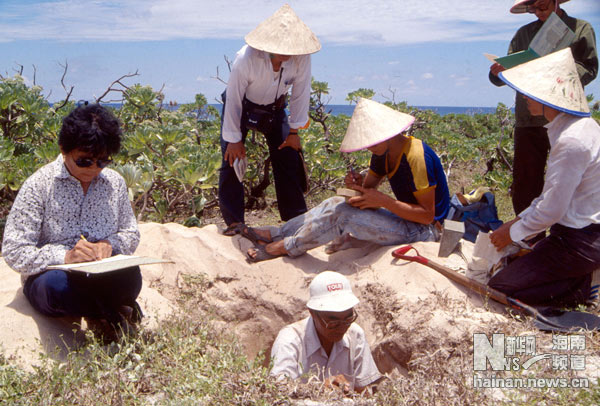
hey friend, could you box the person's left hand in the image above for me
[324,374,351,394]
[347,185,389,209]
[94,239,113,260]
[490,218,518,251]
[278,131,301,151]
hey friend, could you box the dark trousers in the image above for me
[24,266,142,323]
[512,126,550,215]
[488,224,600,307]
[218,95,307,226]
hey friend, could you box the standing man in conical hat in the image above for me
[489,0,597,244]
[245,98,450,262]
[489,48,600,307]
[218,4,320,235]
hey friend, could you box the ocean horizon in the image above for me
[76,103,506,117]
[206,104,504,117]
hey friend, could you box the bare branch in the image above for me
[224,55,232,72]
[53,61,74,113]
[32,64,37,85]
[95,70,140,103]
[211,55,233,85]
[13,63,24,75]
[211,66,228,86]
[381,87,398,104]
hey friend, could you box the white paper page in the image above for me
[530,12,575,56]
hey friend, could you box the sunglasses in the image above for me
[74,157,113,169]
[317,309,358,330]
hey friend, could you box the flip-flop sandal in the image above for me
[223,223,241,236]
[240,224,272,245]
[246,244,281,263]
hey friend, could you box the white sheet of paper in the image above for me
[233,157,248,182]
[484,53,499,64]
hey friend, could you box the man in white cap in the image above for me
[270,271,381,393]
[489,0,597,244]
[489,48,600,307]
[218,4,320,235]
[245,98,450,262]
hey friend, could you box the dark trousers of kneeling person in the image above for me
[218,94,307,226]
[23,266,142,326]
[488,223,600,307]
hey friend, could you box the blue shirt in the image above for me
[369,136,450,222]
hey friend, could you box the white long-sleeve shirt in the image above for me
[510,113,600,242]
[221,45,311,143]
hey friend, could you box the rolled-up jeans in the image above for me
[23,266,142,323]
[270,196,437,257]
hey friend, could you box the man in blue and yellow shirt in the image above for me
[245,98,450,262]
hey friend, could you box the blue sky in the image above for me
[1,0,599,107]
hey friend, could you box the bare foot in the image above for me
[247,240,287,260]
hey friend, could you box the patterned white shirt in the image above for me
[270,316,382,389]
[2,155,140,283]
[511,114,600,242]
[222,45,312,143]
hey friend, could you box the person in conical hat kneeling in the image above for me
[489,0,597,244]
[489,48,600,307]
[218,4,320,234]
[245,98,450,262]
[270,271,382,393]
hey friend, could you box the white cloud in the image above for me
[1,0,598,44]
[451,74,470,87]
[422,72,434,79]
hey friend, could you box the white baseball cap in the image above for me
[307,271,359,312]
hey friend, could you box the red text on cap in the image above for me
[327,283,343,292]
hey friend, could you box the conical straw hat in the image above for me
[340,98,416,153]
[244,4,321,55]
[499,48,590,116]
[510,0,569,14]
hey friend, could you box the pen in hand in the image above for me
[348,164,361,185]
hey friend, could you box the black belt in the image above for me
[242,94,286,113]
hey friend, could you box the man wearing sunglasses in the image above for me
[2,104,141,339]
[270,271,381,394]
[489,0,597,244]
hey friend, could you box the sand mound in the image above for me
[0,222,508,373]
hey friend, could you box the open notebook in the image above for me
[47,254,172,274]
[486,12,575,69]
